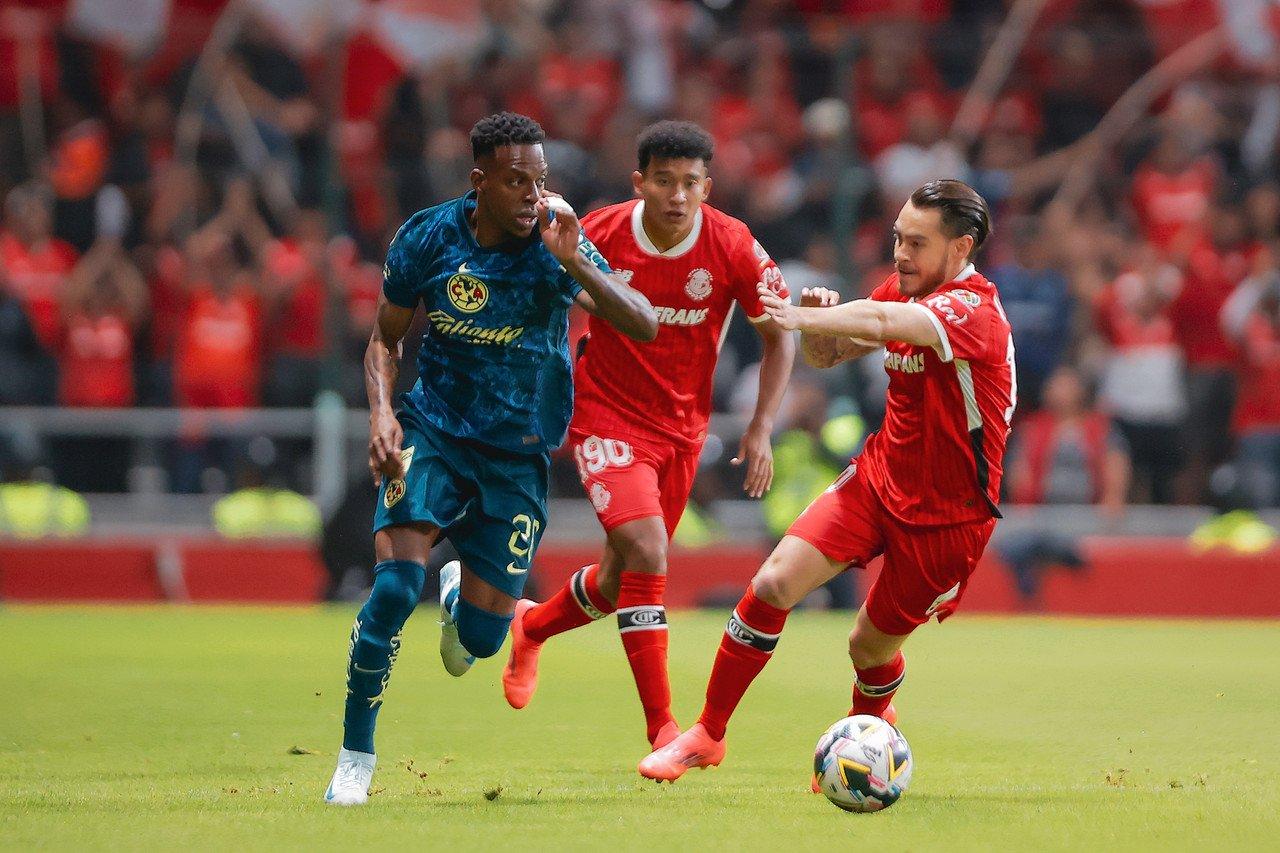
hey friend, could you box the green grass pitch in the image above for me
[2,606,1278,850]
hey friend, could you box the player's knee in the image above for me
[623,534,667,575]
[368,560,426,623]
[750,565,797,609]
[454,598,513,659]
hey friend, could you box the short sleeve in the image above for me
[554,229,612,299]
[382,223,420,309]
[914,287,998,363]
[736,236,790,323]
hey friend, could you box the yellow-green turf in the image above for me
[2,606,1278,850]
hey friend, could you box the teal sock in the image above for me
[342,560,424,754]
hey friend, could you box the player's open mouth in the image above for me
[516,212,536,227]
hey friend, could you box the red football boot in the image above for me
[651,720,681,750]
[638,723,726,782]
[502,599,543,709]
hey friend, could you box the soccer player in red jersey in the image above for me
[503,121,796,753]
[639,179,1016,781]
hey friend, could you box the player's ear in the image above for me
[955,234,974,262]
[631,170,644,197]
[470,167,485,192]
[703,175,713,202]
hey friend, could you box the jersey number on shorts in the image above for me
[573,435,634,481]
[507,513,542,574]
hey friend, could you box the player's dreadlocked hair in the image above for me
[470,112,545,161]
[636,121,714,171]
[909,180,992,259]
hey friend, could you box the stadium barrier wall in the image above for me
[1,538,1278,617]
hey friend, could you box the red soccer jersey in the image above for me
[573,200,788,449]
[859,266,1016,526]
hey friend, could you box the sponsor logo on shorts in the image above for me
[505,561,529,575]
[589,482,612,512]
[925,582,961,618]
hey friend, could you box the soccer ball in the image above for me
[813,714,913,812]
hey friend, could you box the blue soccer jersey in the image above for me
[382,191,610,454]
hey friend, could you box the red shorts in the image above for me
[787,462,996,636]
[567,428,700,539]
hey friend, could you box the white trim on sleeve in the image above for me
[905,301,953,362]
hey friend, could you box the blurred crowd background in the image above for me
[3,0,1280,534]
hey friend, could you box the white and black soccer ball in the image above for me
[813,714,913,813]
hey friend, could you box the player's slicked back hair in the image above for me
[637,121,714,172]
[470,112,545,161]
[910,179,992,258]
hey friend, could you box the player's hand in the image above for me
[757,283,801,331]
[732,419,774,499]
[800,286,841,308]
[536,194,580,264]
[368,409,404,487]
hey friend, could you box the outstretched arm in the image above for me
[537,198,658,341]
[365,293,416,484]
[759,284,940,350]
[793,287,882,368]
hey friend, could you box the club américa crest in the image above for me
[447,267,488,313]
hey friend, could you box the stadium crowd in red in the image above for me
[1,0,1279,509]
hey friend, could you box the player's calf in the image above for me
[342,560,425,753]
[847,610,908,719]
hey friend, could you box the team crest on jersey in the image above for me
[590,482,612,512]
[685,268,713,301]
[952,289,982,308]
[447,271,488,313]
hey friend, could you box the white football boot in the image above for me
[438,560,475,676]
[324,748,376,806]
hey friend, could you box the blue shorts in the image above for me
[373,409,548,599]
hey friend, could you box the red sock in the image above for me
[849,651,905,717]
[616,572,673,745]
[696,585,790,742]
[522,564,614,643]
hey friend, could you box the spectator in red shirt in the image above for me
[0,183,78,352]
[1169,200,1264,500]
[1221,264,1280,508]
[49,240,149,493]
[59,241,148,408]
[261,208,328,407]
[173,231,263,409]
[1094,246,1186,504]
[1130,130,1219,255]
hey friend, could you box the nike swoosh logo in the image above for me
[459,262,470,274]
[505,562,529,575]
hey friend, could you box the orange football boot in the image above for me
[638,723,726,782]
[651,720,681,750]
[502,599,543,709]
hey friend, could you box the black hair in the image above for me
[636,120,714,172]
[909,179,992,258]
[470,112,545,161]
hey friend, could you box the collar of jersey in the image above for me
[954,263,977,281]
[457,190,537,255]
[631,201,703,258]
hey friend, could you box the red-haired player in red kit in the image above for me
[639,179,1016,782]
[503,121,796,754]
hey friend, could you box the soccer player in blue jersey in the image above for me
[325,112,657,806]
